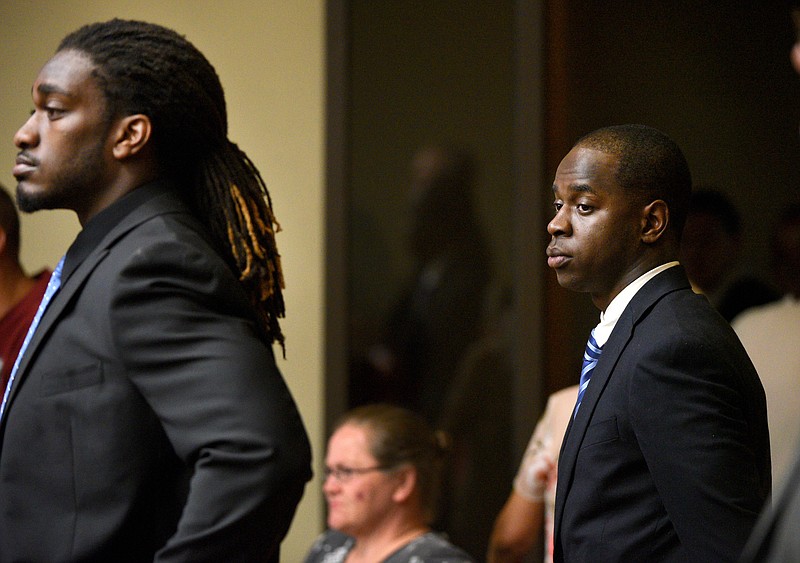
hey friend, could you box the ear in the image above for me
[391,465,417,504]
[641,199,669,244]
[0,228,7,255]
[111,114,152,160]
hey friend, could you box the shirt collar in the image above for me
[62,180,173,281]
[593,261,680,346]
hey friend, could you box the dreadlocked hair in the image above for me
[58,19,286,351]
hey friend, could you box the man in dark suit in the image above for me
[0,19,311,562]
[548,124,770,562]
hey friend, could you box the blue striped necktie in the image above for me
[0,256,65,421]
[574,328,602,418]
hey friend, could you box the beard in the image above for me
[16,137,108,215]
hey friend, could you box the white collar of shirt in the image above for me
[592,261,680,347]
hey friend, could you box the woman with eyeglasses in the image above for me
[304,403,475,562]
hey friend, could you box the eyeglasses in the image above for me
[323,465,387,483]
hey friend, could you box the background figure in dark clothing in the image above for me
[437,285,516,559]
[348,146,495,558]
[356,145,493,423]
[680,188,779,321]
[741,11,800,560]
[734,202,800,488]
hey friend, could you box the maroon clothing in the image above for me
[0,270,51,390]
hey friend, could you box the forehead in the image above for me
[34,49,101,101]
[327,424,374,461]
[554,146,621,194]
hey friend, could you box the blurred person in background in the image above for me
[305,403,474,563]
[740,10,800,559]
[679,188,779,322]
[0,186,50,391]
[733,202,800,487]
[488,385,577,563]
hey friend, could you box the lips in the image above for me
[13,153,38,178]
[546,246,571,269]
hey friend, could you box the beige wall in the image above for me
[0,1,325,560]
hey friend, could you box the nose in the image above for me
[14,113,38,149]
[548,207,569,237]
[322,472,339,494]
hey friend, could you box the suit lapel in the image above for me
[4,248,110,408]
[553,315,632,533]
[1,186,186,423]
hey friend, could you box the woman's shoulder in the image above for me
[387,532,475,563]
[304,529,353,563]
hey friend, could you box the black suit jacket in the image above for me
[0,182,312,562]
[553,266,770,562]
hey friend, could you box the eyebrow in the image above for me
[34,83,72,97]
[552,182,595,194]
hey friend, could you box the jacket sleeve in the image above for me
[110,233,312,562]
[629,322,769,562]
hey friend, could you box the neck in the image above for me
[77,167,161,226]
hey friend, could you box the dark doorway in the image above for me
[325,1,546,559]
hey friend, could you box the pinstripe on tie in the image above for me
[574,328,602,418]
[0,256,65,421]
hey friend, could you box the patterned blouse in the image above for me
[304,530,475,563]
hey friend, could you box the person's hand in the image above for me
[520,440,556,498]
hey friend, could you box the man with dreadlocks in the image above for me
[1,19,312,562]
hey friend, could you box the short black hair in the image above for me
[575,124,692,238]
